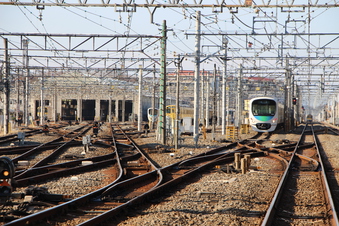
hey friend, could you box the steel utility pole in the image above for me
[205,71,210,128]
[158,20,167,144]
[138,65,142,132]
[285,58,292,132]
[236,64,243,128]
[222,36,228,135]
[16,68,20,123]
[151,64,156,130]
[174,54,184,150]
[40,69,45,125]
[193,11,201,142]
[201,69,205,126]
[53,81,57,123]
[212,64,217,141]
[3,38,9,135]
[23,39,29,126]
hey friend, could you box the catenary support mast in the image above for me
[158,20,167,144]
[193,11,201,141]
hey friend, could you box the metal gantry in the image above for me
[1,0,339,136]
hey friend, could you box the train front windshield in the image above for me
[252,99,276,116]
[166,106,175,114]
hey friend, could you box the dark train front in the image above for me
[306,114,313,123]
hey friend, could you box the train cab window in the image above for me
[148,108,158,115]
[166,106,176,114]
[252,100,276,116]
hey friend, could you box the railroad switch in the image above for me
[82,135,91,153]
[272,139,290,144]
[24,186,71,202]
[63,154,84,159]
[215,164,234,174]
[17,132,25,145]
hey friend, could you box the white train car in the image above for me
[147,108,158,127]
[249,97,284,132]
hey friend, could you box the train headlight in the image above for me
[272,118,277,123]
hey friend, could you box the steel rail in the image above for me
[261,123,339,225]
[94,124,163,195]
[14,152,121,187]
[0,124,68,145]
[261,124,308,225]
[0,129,42,145]
[5,124,123,226]
[15,150,114,175]
[0,142,65,155]
[4,130,293,226]
[77,143,273,226]
[115,124,160,170]
[4,124,160,225]
[13,125,90,180]
[83,149,268,226]
[311,125,339,225]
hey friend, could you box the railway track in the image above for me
[0,123,119,223]
[262,123,339,225]
[0,128,282,225]
[1,122,339,225]
[3,124,159,225]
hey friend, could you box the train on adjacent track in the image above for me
[306,114,313,123]
[148,105,234,135]
[147,108,158,124]
[248,97,284,132]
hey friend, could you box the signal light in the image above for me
[0,157,14,179]
[292,98,297,105]
[2,171,9,177]
[0,180,12,197]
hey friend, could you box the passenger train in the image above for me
[147,105,235,135]
[166,105,195,134]
[147,108,158,123]
[165,105,234,135]
[249,97,284,132]
[306,114,313,123]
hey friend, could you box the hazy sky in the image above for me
[1,3,338,67]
